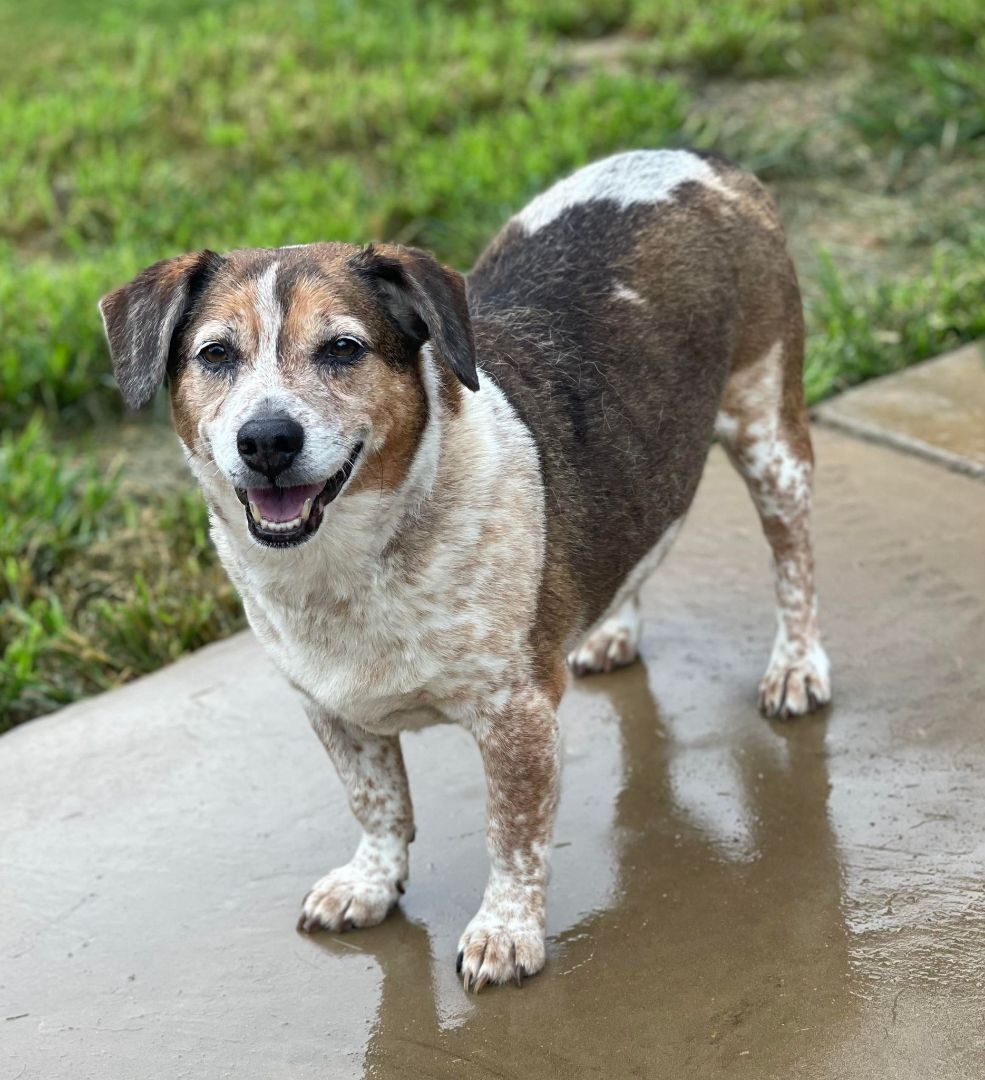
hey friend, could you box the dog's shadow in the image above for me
[312,662,851,1079]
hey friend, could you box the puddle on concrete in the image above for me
[351,667,857,1078]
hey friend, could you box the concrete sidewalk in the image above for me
[3,423,985,1079]
[815,340,985,479]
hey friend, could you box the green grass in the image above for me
[0,421,242,724]
[804,236,985,401]
[2,0,984,726]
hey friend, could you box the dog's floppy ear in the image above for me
[349,243,479,392]
[99,250,223,410]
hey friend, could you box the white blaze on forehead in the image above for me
[516,149,737,235]
[254,261,282,380]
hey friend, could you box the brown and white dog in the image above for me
[100,149,830,991]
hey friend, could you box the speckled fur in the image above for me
[716,342,830,716]
[100,149,830,993]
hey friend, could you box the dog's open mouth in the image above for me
[235,442,363,548]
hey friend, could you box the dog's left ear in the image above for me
[99,250,223,410]
[350,244,479,392]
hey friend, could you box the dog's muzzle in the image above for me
[234,441,363,548]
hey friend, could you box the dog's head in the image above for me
[99,243,477,548]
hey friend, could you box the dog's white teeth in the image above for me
[258,516,302,532]
[300,498,313,523]
[249,501,261,523]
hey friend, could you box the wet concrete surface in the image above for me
[3,428,985,1079]
[815,341,985,478]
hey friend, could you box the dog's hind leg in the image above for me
[567,518,684,677]
[567,593,643,676]
[716,335,831,718]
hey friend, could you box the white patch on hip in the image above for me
[612,282,645,305]
[515,150,737,235]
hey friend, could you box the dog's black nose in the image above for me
[237,415,304,479]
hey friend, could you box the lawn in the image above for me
[2,0,983,726]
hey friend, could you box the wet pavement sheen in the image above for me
[3,429,984,1079]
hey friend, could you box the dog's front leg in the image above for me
[297,708,414,933]
[458,684,561,991]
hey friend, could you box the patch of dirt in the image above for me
[690,66,964,289]
[67,412,191,499]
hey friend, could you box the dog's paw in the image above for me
[296,865,403,934]
[567,609,640,677]
[759,641,831,719]
[456,911,545,992]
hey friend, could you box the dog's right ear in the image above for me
[349,243,479,392]
[99,250,223,410]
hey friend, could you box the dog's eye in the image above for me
[324,336,364,362]
[198,343,232,365]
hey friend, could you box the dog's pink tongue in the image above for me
[248,483,323,522]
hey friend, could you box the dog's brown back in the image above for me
[468,150,804,668]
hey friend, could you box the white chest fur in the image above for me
[199,367,546,732]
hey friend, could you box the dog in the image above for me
[100,148,831,991]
